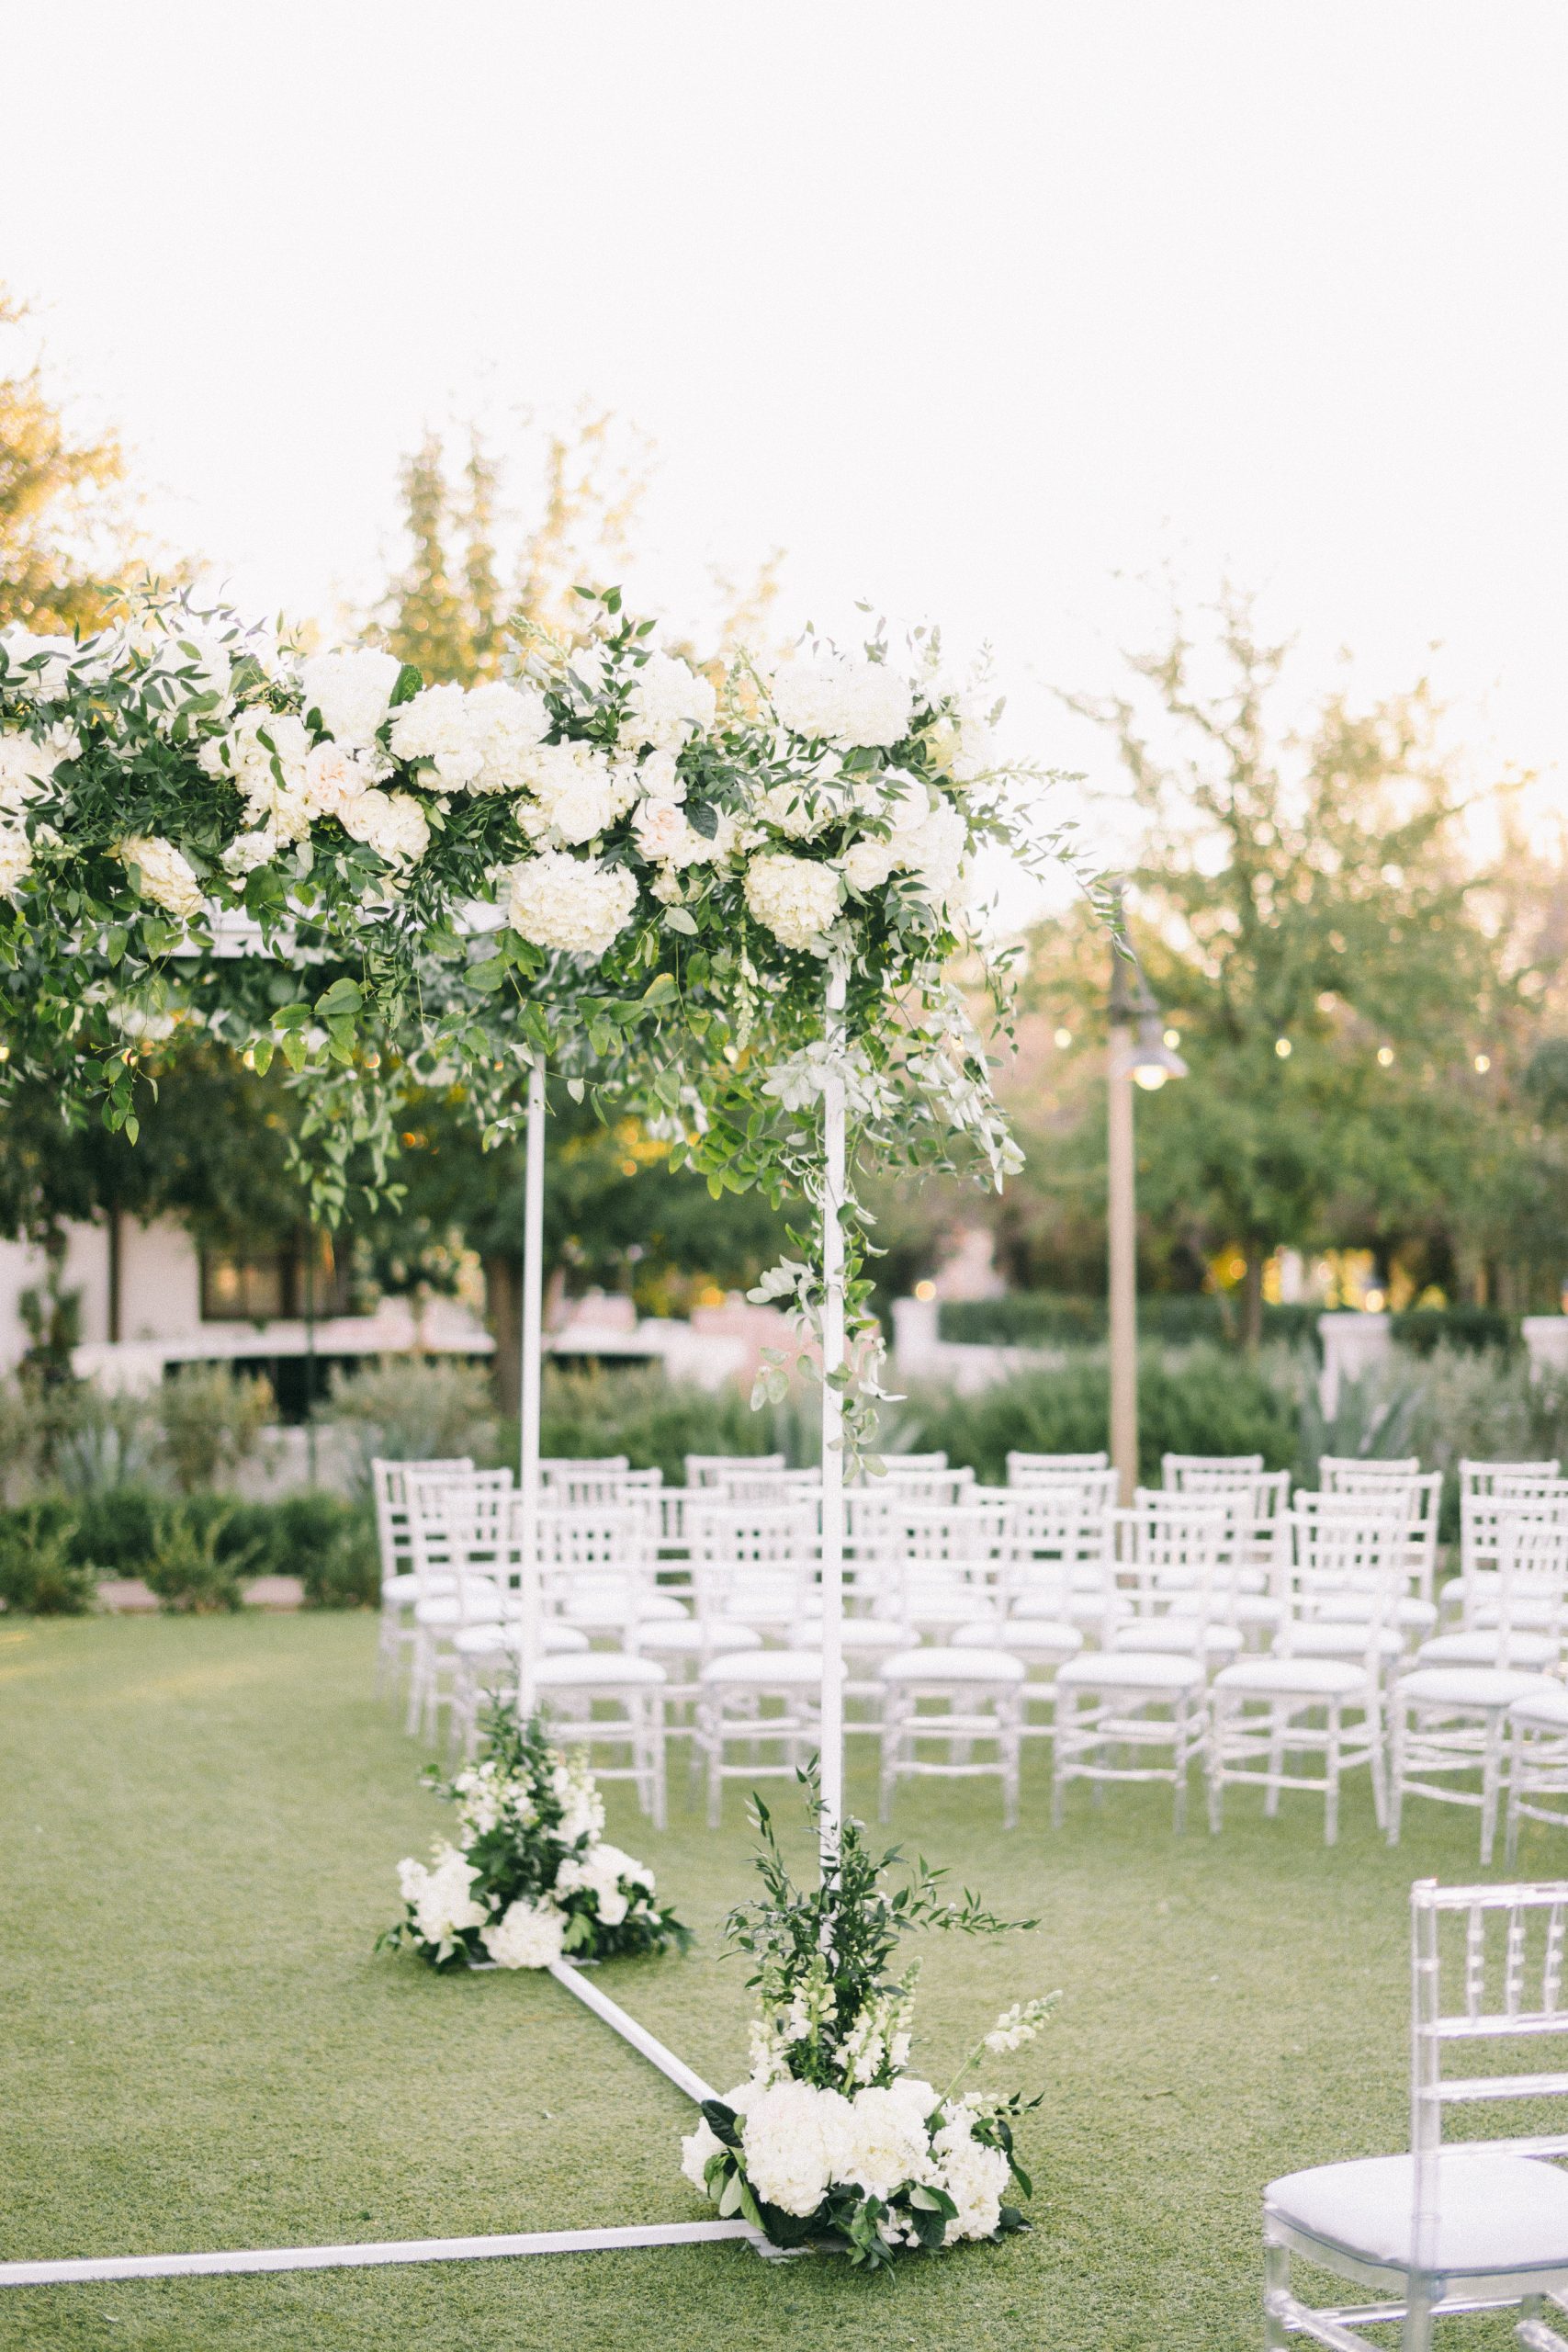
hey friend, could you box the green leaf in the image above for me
[389,662,424,708]
[280,1030,308,1072]
[466,956,508,994]
[663,908,698,936]
[250,1037,275,1076]
[640,971,679,1010]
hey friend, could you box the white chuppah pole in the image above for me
[518,1052,547,1722]
[818,966,848,1861]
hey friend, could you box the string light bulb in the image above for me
[1054,1027,1073,1050]
[1377,1046,1394,1068]
[1275,1037,1292,1058]
[1163,1027,1180,1049]
[1473,1053,1492,1074]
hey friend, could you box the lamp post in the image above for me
[1107,892,1188,1505]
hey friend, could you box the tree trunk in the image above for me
[484,1252,521,1419]
[1241,1242,1266,1352]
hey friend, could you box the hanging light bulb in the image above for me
[1473,1053,1492,1074]
[1275,1038,1292,1059]
[1377,1046,1394,1068]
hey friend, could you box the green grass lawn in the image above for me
[0,1612,1548,2351]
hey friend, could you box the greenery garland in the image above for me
[0,587,1084,1453]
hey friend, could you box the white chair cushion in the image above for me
[414,1585,502,1628]
[701,1650,840,1689]
[795,1618,909,1655]
[1398,1666,1551,1710]
[1473,1594,1560,1631]
[456,1621,590,1657]
[1266,2151,1568,2275]
[1055,1650,1207,1692]
[1513,1685,1568,1732]
[532,1652,667,1689]
[563,1590,688,1626]
[1417,1630,1560,1670]
[1290,1623,1404,1661]
[632,1619,761,1655]
[382,1572,449,1605]
[1213,1656,1368,1699]
[1109,1619,1244,1657]
[879,1645,1028,1686]
[953,1617,1083,1658]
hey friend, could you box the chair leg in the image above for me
[1051,1692,1072,1828]
[1402,2274,1435,2352]
[649,1701,667,1834]
[1481,1710,1503,1868]
[1368,1692,1388,1830]
[1325,1702,1341,1849]
[878,1705,897,1824]
[1172,1698,1190,1834]
[1387,1697,1407,1846]
[1001,1698,1020,1831]
[1206,1696,1225,1836]
[1263,2236,1291,2351]
[1506,1722,1524,1869]
[705,1705,723,1832]
[1264,1705,1284,1817]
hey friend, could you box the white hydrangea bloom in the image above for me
[0,827,34,898]
[397,1843,488,1955]
[839,834,899,892]
[479,1895,566,1970]
[681,2115,725,2195]
[140,624,235,717]
[931,2103,1011,2242]
[555,1838,652,1929]
[743,852,840,952]
[758,779,838,840]
[897,800,966,899]
[389,679,551,793]
[221,827,278,877]
[840,2080,938,2202]
[118,834,205,922]
[0,724,77,818]
[507,852,638,958]
[522,741,636,845]
[623,651,716,752]
[299,647,402,747]
[773,653,913,751]
[0,628,79,700]
[925,702,997,783]
[340,787,430,868]
[739,2078,856,2218]
[205,709,316,842]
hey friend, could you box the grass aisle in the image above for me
[0,1613,1536,2350]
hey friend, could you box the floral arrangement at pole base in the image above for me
[380,1704,689,1972]
[680,1777,1057,2270]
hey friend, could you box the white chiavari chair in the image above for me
[1007,1450,1109,1487]
[1508,1689,1568,1866]
[874,1464,976,1509]
[373,1455,473,1694]
[1391,1515,1567,1864]
[1294,1487,1440,1644]
[1416,1510,1568,1674]
[877,1638,1025,1827]
[687,1499,817,1635]
[1448,1478,1568,1629]
[536,1503,685,1639]
[403,1470,513,1737]
[879,1450,950,1471]
[684,1452,784,1488]
[449,1616,592,1758]
[869,1498,1010,1636]
[943,1492,1093,1750]
[1206,1510,1405,1843]
[1161,1452,1264,1488]
[1106,1496,1248,1664]
[541,1454,628,1482]
[696,1647,840,1827]
[1263,1879,1568,2351]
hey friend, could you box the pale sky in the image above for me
[4,1,1566,908]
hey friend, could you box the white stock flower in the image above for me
[550,1757,606,1844]
[340,787,430,867]
[507,852,638,958]
[0,827,34,898]
[743,852,840,952]
[982,1995,1058,2053]
[932,2104,1011,2242]
[623,651,716,752]
[739,2079,856,2218]
[118,835,204,922]
[299,647,401,747]
[389,679,550,792]
[773,653,913,751]
[480,1896,566,1970]
[0,628,79,699]
[397,1843,487,1954]
[523,741,635,845]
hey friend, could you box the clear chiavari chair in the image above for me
[870,1498,1010,1636]
[684,1452,784,1489]
[403,1469,513,1737]
[1449,1478,1568,1628]
[1006,1450,1109,1487]
[1264,1879,1568,2349]
[687,1499,817,1634]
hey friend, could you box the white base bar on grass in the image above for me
[0,2220,757,2290]
[547,1961,717,2105]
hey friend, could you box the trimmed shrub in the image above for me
[0,1502,96,1615]
[937,1295,1322,1353]
[142,1507,256,1613]
[156,1365,275,1492]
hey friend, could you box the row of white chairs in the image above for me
[370,1450,1568,1845]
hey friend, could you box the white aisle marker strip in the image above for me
[0,1962,753,2288]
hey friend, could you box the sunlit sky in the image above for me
[5,2,1566,910]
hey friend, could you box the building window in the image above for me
[199,1239,353,1324]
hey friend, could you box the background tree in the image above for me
[0,287,136,632]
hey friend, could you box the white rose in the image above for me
[840,835,899,892]
[118,834,205,922]
[0,724,76,817]
[507,851,638,958]
[299,647,402,747]
[637,750,686,803]
[480,1896,566,1971]
[743,851,841,952]
[633,796,710,868]
[773,653,913,751]
[399,1843,488,1954]
[623,651,716,752]
[341,786,430,867]
[302,740,378,824]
